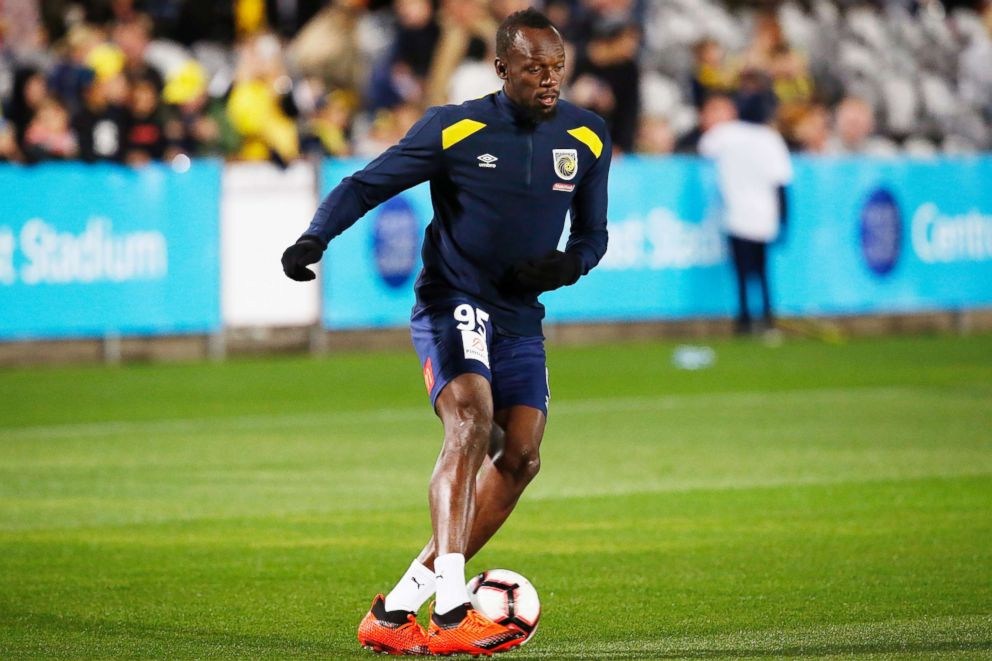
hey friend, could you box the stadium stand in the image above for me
[0,0,990,165]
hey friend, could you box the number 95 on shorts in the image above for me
[410,298,550,415]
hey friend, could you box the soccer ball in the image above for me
[466,569,541,643]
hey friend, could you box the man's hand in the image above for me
[509,250,583,293]
[281,236,325,282]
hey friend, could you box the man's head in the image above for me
[700,94,737,131]
[495,9,565,123]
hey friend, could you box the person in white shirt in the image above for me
[699,94,793,334]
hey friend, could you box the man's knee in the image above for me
[495,445,541,484]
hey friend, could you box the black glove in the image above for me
[509,250,583,293]
[281,235,325,282]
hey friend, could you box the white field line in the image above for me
[0,386,916,441]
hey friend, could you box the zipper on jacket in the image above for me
[525,132,533,187]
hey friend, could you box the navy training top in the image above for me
[303,91,611,337]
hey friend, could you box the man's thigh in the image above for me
[411,298,496,412]
[490,334,549,416]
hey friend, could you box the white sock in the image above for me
[384,560,436,613]
[433,553,471,615]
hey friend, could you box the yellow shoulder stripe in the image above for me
[442,119,487,150]
[567,126,603,158]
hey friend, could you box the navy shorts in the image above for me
[410,297,549,415]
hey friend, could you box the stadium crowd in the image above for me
[0,0,990,166]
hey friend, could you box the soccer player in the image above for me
[281,8,610,656]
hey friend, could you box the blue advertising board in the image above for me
[320,160,431,330]
[321,155,992,330]
[0,161,222,339]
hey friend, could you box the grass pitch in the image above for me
[0,333,990,660]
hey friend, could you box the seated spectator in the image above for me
[23,97,78,162]
[6,68,48,151]
[824,96,895,155]
[367,0,440,110]
[636,115,675,154]
[570,19,641,153]
[287,0,366,96]
[113,15,163,91]
[301,89,357,158]
[769,44,813,107]
[162,61,240,158]
[227,33,300,164]
[424,0,497,107]
[0,118,23,162]
[124,75,167,166]
[690,38,736,108]
[73,72,129,163]
[47,24,100,118]
[790,103,830,153]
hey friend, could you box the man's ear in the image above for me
[495,58,508,80]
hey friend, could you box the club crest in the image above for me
[553,149,578,181]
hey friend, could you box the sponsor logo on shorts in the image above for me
[552,183,575,192]
[461,329,490,368]
[423,357,435,392]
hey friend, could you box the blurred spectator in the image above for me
[227,33,299,164]
[824,96,896,155]
[23,96,78,162]
[768,44,813,107]
[676,92,737,154]
[1,0,47,59]
[287,0,366,97]
[47,24,101,117]
[690,38,736,108]
[783,102,830,153]
[301,89,358,157]
[636,115,675,154]
[353,101,420,157]
[426,0,498,107]
[6,68,48,149]
[0,118,23,162]
[162,61,239,158]
[112,15,163,90]
[734,68,778,125]
[739,12,788,74]
[570,20,641,153]
[266,0,325,39]
[73,72,128,162]
[367,0,440,110]
[124,74,167,165]
[698,95,792,335]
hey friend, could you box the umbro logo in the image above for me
[477,153,498,168]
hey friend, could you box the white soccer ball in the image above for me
[466,569,541,643]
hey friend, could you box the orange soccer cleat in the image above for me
[357,594,429,656]
[427,603,526,656]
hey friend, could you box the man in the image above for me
[698,94,791,334]
[281,8,610,656]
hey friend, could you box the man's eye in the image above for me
[528,67,540,74]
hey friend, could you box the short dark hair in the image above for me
[496,8,558,60]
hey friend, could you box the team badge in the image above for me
[552,149,578,181]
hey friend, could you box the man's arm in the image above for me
[565,128,612,276]
[282,107,444,281]
[303,107,445,247]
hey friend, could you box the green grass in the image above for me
[0,333,990,660]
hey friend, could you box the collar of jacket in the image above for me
[494,89,543,128]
